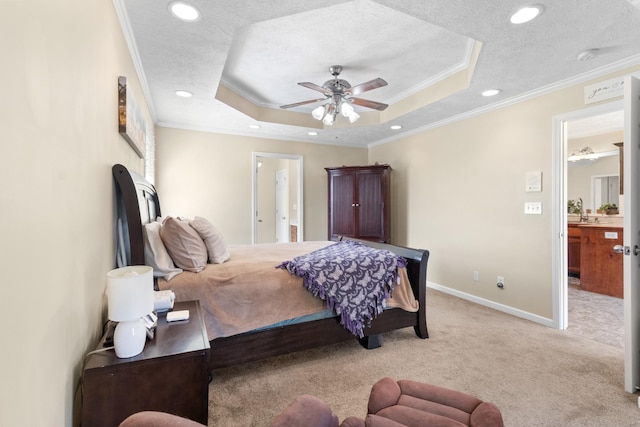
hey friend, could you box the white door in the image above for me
[275,169,289,243]
[622,75,640,393]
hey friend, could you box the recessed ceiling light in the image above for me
[169,2,200,22]
[308,131,318,136]
[390,125,402,130]
[510,5,543,24]
[249,124,260,129]
[175,90,193,98]
[482,89,502,97]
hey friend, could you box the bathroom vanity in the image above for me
[578,224,623,298]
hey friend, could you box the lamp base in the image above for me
[114,318,146,358]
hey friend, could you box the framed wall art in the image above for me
[118,76,147,158]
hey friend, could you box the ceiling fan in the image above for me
[279,65,388,125]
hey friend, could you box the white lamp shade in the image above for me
[323,104,336,125]
[107,266,154,322]
[323,113,335,125]
[340,101,354,117]
[312,105,326,120]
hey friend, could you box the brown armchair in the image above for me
[119,395,339,427]
[119,378,503,427]
[343,377,504,427]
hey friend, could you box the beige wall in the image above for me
[369,66,640,320]
[1,2,151,426]
[155,127,367,243]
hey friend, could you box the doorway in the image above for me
[552,99,623,331]
[252,152,303,244]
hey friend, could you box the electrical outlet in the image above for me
[497,276,505,289]
[473,271,479,281]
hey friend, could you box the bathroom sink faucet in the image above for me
[579,197,589,222]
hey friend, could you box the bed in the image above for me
[112,163,429,370]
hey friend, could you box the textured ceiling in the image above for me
[115,0,640,147]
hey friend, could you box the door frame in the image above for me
[551,99,623,330]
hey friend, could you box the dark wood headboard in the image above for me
[113,164,161,266]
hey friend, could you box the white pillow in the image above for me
[143,221,183,281]
[189,216,230,264]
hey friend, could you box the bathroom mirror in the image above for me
[567,150,619,212]
[592,175,620,210]
[252,152,303,244]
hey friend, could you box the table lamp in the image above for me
[107,265,154,358]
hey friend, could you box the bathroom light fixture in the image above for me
[169,1,200,22]
[308,131,318,136]
[175,90,193,98]
[568,146,618,166]
[510,5,543,24]
[568,147,598,163]
[482,89,501,97]
[390,125,402,130]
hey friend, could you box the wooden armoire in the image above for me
[325,164,391,243]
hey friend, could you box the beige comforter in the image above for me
[158,241,419,340]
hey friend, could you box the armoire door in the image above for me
[357,169,387,240]
[328,170,356,239]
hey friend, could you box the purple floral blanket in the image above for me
[276,240,407,337]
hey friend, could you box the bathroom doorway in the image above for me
[552,99,623,329]
[552,100,624,358]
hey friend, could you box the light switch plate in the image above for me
[524,202,542,215]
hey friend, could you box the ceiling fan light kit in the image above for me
[280,65,388,126]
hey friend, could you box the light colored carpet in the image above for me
[208,288,640,426]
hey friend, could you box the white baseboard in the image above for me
[427,281,555,328]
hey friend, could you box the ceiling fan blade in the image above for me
[351,97,388,111]
[346,78,388,96]
[298,82,332,95]
[279,98,327,109]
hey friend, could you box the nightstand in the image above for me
[82,300,210,427]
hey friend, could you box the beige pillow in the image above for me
[189,216,230,264]
[159,217,208,272]
[143,221,183,280]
